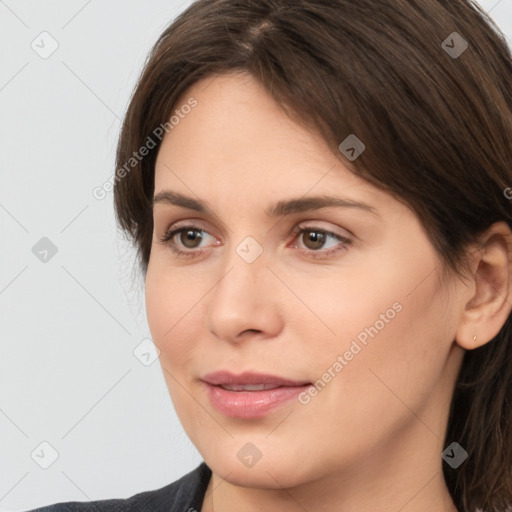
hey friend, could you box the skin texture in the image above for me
[145,71,512,512]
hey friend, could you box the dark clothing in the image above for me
[25,462,211,512]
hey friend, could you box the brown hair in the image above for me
[113,1,512,510]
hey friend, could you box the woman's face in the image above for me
[146,71,466,490]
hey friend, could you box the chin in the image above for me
[203,441,314,489]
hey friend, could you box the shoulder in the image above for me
[23,461,211,512]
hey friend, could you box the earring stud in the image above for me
[473,335,477,342]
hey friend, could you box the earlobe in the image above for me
[455,221,512,350]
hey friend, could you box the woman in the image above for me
[27,0,512,511]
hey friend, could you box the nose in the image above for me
[205,243,284,344]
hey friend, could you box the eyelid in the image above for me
[294,220,352,237]
[158,218,214,236]
[159,219,350,243]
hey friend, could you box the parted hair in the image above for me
[113,1,512,510]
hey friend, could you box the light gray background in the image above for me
[1,1,511,510]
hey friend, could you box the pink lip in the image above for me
[201,371,312,418]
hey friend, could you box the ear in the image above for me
[455,221,512,350]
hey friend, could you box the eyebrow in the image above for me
[152,190,379,217]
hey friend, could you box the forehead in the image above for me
[157,72,331,164]
[153,72,391,213]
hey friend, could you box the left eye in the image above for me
[293,227,347,252]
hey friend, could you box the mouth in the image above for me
[201,370,312,418]
[215,383,289,391]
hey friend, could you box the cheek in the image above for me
[145,269,202,419]
[145,264,208,371]
[145,270,169,344]
[145,268,187,357]
[298,247,451,414]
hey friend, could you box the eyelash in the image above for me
[158,224,352,260]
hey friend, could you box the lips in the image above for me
[201,370,311,387]
[218,383,281,391]
[201,371,312,418]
